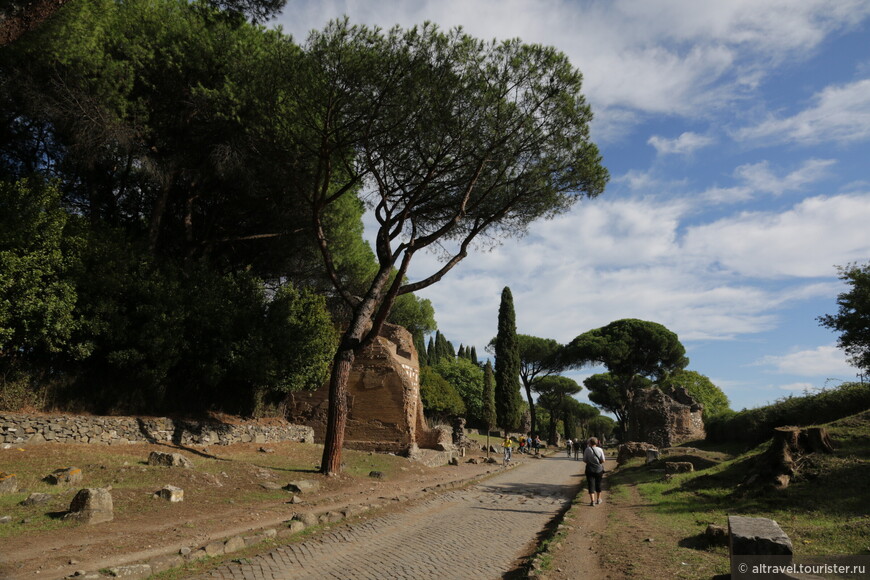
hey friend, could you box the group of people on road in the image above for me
[502,434,606,506]
[501,433,543,464]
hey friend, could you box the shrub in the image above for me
[706,382,870,445]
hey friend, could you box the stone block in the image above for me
[664,461,694,474]
[0,472,17,493]
[155,485,184,502]
[20,492,52,506]
[283,479,318,493]
[646,449,660,463]
[204,541,225,556]
[224,535,245,553]
[65,488,113,524]
[107,564,152,578]
[728,515,793,556]
[286,520,305,534]
[46,467,83,485]
[147,452,193,468]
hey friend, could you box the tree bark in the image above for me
[319,344,354,476]
[524,383,537,436]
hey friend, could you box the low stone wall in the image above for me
[0,413,314,446]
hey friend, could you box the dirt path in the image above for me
[532,463,610,580]
[188,454,585,580]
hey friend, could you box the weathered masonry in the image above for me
[286,323,450,455]
[0,414,313,446]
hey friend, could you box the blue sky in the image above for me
[274,1,870,412]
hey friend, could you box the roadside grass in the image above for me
[603,409,870,577]
[0,441,419,541]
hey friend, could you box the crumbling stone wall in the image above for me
[629,386,705,448]
[0,414,313,446]
[285,323,447,455]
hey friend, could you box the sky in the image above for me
[273,1,870,412]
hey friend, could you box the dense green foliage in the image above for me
[0,0,349,414]
[661,369,730,418]
[818,263,870,374]
[705,381,870,445]
[419,366,465,422]
[494,287,523,432]
[568,319,688,436]
[433,358,485,425]
[535,375,582,443]
[0,179,82,363]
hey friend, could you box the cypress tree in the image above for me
[494,286,523,433]
[470,346,479,365]
[427,337,436,365]
[415,332,428,367]
[435,331,448,363]
[483,360,497,455]
[446,339,456,358]
[457,344,466,360]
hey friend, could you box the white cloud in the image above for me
[702,159,836,203]
[648,132,715,155]
[757,345,852,376]
[684,193,870,277]
[276,0,870,137]
[410,194,846,350]
[736,78,870,145]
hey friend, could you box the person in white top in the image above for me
[583,437,606,506]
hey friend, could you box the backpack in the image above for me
[585,447,605,474]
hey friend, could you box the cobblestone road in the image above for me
[192,454,585,580]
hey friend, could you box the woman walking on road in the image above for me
[583,437,606,506]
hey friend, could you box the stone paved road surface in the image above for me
[191,454,586,580]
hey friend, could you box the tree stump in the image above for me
[802,426,835,453]
[756,426,834,490]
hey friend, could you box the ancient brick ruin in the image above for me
[285,323,450,455]
[629,386,705,448]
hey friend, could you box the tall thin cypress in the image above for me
[427,337,436,365]
[483,360,497,458]
[494,287,523,434]
[470,346,479,365]
[414,332,428,367]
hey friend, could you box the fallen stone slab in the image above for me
[728,515,793,556]
[147,451,193,468]
[0,472,18,493]
[64,488,113,524]
[154,485,184,502]
[283,479,318,493]
[293,512,319,526]
[106,564,151,578]
[224,535,246,553]
[664,461,694,474]
[46,467,83,485]
[20,492,53,506]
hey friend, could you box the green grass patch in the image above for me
[606,408,870,566]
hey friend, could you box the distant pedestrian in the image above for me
[572,438,582,460]
[534,435,542,455]
[566,438,573,457]
[503,436,514,465]
[583,437,606,506]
